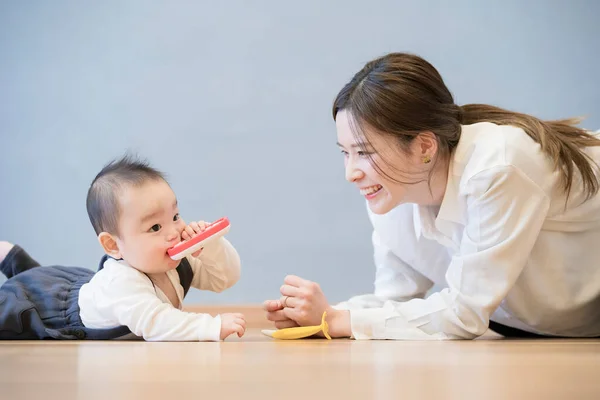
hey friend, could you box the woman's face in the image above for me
[335,110,436,214]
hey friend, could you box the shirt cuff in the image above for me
[198,314,222,341]
[348,308,390,340]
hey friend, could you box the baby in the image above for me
[0,155,245,341]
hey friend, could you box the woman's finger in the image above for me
[263,300,283,312]
[279,295,301,309]
[266,310,288,322]
[282,306,302,323]
[282,305,321,326]
[280,284,302,297]
[275,320,299,329]
[283,275,312,288]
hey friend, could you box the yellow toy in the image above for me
[261,311,332,340]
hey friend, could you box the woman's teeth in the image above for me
[360,185,382,196]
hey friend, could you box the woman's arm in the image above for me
[265,204,434,328]
[275,165,550,340]
[333,228,434,311]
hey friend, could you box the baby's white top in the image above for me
[78,237,241,341]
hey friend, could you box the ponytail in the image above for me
[460,104,600,201]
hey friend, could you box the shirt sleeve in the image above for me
[88,265,222,341]
[333,229,434,311]
[186,237,241,292]
[348,165,550,340]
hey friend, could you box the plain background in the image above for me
[1,0,599,304]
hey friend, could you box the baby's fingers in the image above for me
[197,221,208,231]
[235,317,246,329]
[191,248,203,257]
[188,222,201,234]
[235,322,246,337]
[184,225,196,239]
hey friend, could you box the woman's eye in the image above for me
[341,149,371,157]
[149,224,161,232]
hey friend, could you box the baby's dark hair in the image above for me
[86,154,167,236]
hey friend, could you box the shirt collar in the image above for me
[414,129,471,239]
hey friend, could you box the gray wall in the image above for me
[1,0,598,304]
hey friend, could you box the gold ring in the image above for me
[282,296,289,308]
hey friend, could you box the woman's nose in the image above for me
[345,161,364,182]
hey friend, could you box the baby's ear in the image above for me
[98,232,121,259]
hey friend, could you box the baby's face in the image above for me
[114,179,186,275]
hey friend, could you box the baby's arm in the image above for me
[80,265,223,341]
[187,237,241,291]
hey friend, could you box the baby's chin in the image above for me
[137,255,181,274]
[163,253,181,269]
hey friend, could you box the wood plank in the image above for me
[1,305,599,399]
[1,332,599,400]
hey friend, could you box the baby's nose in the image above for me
[166,228,180,243]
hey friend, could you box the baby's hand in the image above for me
[181,220,209,257]
[219,313,246,340]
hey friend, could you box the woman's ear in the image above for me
[414,131,438,163]
[98,232,122,259]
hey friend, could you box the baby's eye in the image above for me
[173,213,180,222]
[149,224,161,232]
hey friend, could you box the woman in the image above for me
[264,52,600,340]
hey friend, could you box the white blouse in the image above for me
[335,122,600,340]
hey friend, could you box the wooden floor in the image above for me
[1,306,599,400]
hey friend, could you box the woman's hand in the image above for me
[263,275,352,338]
[263,299,299,329]
[278,275,331,326]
